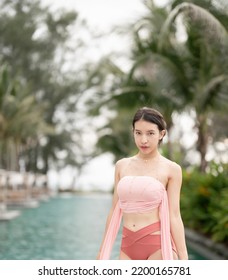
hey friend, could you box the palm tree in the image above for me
[157,1,228,171]
[0,0,89,176]
[0,65,53,171]
[113,0,228,170]
[89,1,191,160]
[86,1,228,171]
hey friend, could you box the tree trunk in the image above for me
[196,114,208,172]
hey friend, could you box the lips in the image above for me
[140,146,149,149]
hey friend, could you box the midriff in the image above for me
[122,208,160,232]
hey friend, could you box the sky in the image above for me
[44,0,149,29]
[43,0,150,70]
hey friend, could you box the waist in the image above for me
[122,209,160,231]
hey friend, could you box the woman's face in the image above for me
[133,119,165,155]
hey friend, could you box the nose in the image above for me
[141,135,148,144]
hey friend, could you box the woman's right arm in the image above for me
[96,160,121,259]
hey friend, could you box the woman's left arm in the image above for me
[167,163,188,260]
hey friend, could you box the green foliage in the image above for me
[181,164,228,244]
[96,109,135,161]
[0,0,87,174]
[0,65,54,170]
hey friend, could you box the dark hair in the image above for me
[132,107,167,132]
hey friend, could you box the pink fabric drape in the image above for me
[159,191,173,259]
[99,201,122,259]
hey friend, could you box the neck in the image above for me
[137,151,160,161]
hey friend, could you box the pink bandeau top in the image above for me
[117,176,165,213]
[98,176,173,260]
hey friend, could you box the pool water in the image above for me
[0,194,206,260]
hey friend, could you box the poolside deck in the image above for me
[0,169,51,220]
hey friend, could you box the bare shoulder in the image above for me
[115,156,133,177]
[170,160,182,175]
[116,157,132,169]
[160,156,182,178]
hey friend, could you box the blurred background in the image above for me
[0,0,227,260]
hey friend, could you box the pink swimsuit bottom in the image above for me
[121,221,161,260]
[98,176,174,260]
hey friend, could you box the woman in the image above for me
[97,107,188,260]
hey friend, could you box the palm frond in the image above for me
[159,2,227,50]
[200,74,228,109]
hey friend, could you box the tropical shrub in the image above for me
[181,164,228,245]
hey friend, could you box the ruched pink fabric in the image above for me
[98,176,173,260]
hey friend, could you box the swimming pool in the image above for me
[0,194,206,260]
